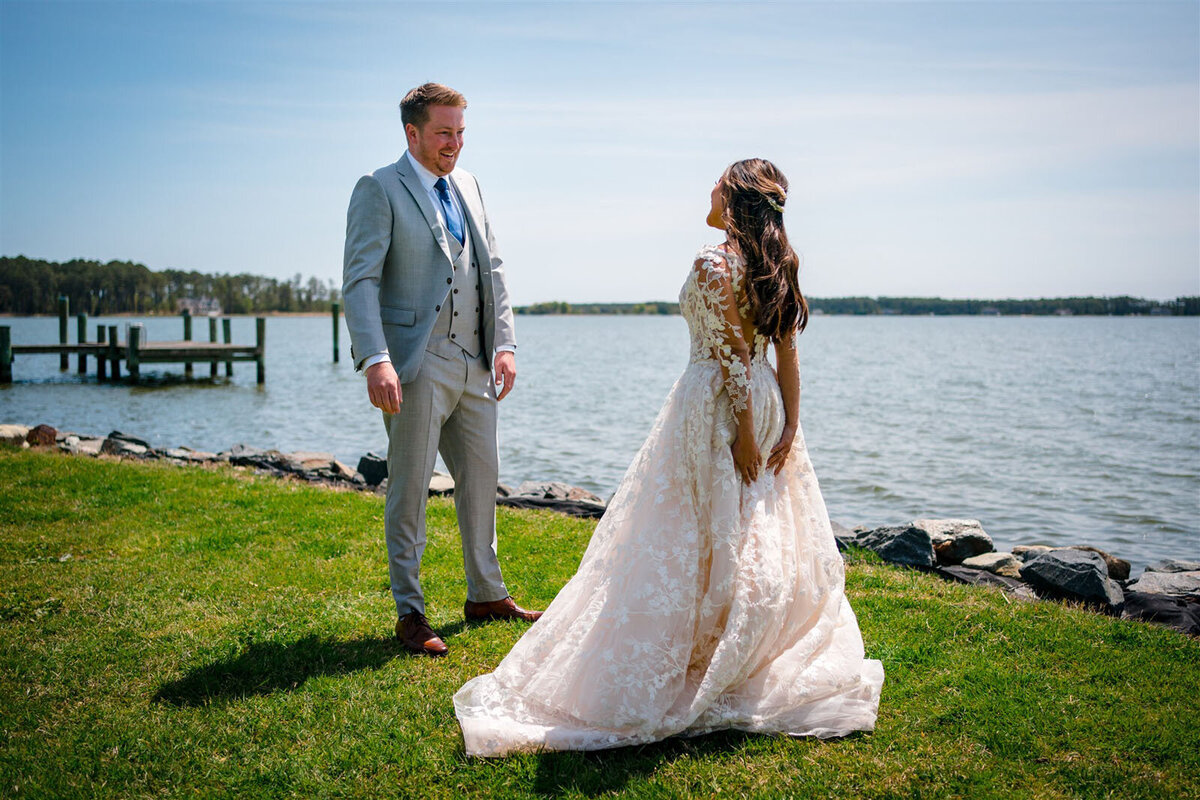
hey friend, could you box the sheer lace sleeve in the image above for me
[692,250,753,414]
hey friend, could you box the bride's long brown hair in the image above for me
[719,158,808,341]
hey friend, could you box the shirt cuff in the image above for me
[495,345,516,355]
[361,352,391,370]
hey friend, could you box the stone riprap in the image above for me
[913,518,994,565]
[1019,549,1125,610]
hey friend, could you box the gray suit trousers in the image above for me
[383,343,508,616]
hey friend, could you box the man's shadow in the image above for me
[153,623,470,707]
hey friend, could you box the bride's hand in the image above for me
[731,431,761,485]
[766,425,796,475]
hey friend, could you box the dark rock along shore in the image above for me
[4,422,1198,637]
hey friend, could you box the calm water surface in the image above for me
[2,314,1197,572]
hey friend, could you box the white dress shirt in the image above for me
[363,150,515,372]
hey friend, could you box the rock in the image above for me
[1012,545,1054,562]
[1121,592,1200,637]
[357,452,388,487]
[497,495,606,519]
[26,424,58,447]
[1020,549,1124,610]
[961,551,1023,579]
[60,435,104,456]
[853,525,935,568]
[1146,558,1200,574]
[100,431,152,458]
[284,451,338,472]
[373,478,388,496]
[0,424,30,446]
[428,471,455,496]
[496,483,513,498]
[1125,571,1200,600]
[934,565,1037,599]
[513,480,604,504]
[912,518,994,565]
[830,521,861,553]
[1067,545,1131,581]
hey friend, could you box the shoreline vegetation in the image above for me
[1,445,1197,798]
[3,256,1197,317]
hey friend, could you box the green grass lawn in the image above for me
[0,448,1197,799]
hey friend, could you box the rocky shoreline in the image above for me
[4,422,1197,637]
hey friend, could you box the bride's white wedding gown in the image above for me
[454,245,884,756]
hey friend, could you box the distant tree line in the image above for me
[0,256,340,315]
[517,295,1199,316]
[519,301,679,315]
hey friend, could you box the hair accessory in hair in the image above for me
[766,196,785,214]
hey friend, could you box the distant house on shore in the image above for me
[1054,308,1074,316]
[176,297,222,315]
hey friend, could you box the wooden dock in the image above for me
[0,300,266,384]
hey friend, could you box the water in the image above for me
[2,314,1197,573]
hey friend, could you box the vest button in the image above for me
[454,311,459,317]
[450,333,456,339]
[435,305,440,312]
[453,288,459,294]
[446,277,452,284]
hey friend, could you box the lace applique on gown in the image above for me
[453,245,884,756]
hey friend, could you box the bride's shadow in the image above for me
[527,730,755,796]
[526,729,869,795]
[153,623,470,707]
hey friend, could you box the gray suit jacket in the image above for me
[342,155,516,382]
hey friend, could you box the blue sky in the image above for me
[2,1,1197,302]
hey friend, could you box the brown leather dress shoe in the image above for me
[395,611,448,657]
[464,596,543,623]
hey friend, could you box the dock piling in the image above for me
[255,318,266,384]
[127,325,142,383]
[1,326,11,384]
[222,318,233,377]
[76,313,88,374]
[182,310,193,377]
[332,302,340,363]
[96,326,108,381]
[209,317,218,378]
[108,325,120,380]
[58,296,69,370]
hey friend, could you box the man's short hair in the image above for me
[400,83,468,128]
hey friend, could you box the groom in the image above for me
[342,82,541,657]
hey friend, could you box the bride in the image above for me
[454,158,884,756]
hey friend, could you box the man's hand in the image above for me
[493,351,516,401]
[366,361,402,414]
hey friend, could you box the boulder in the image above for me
[496,483,514,498]
[830,521,861,553]
[284,451,338,472]
[513,480,604,504]
[961,551,1023,579]
[1067,545,1131,581]
[356,452,388,487]
[26,424,58,447]
[497,495,606,519]
[853,525,935,568]
[1020,549,1124,610]
[913,518,993,565]
[100,431,152,458]
[1012,545,1053,562]
[1146,558,1200,574]
[1120,592,1200,637]
[1125,571,1200,600]
[0,424,30,446]
[934,565,1037,599]
[428,471,455,496]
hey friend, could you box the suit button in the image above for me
[473,329,478,335]
[450,333,456,339]
[453,288,459,294]
[435,305,440,312]
[446,277,452,284]
[454,311,459,317]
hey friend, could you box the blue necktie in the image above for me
[434,177,465,246]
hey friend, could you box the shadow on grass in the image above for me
[152,626,468,706]
[520,728,870,796]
